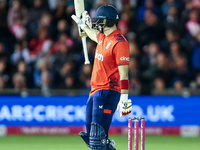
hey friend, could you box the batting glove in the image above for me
[117,94,132,117]
[71,11,92,30]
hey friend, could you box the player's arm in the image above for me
[117,65,132,117]
[84,27,98,43]
[114,41,132,117]
[118,65,129,94]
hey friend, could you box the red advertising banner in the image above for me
[4,126,200,136]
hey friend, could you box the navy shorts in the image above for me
[85,90,120,136]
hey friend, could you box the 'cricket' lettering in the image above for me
[0,105,86,122]
[95,50,104,61]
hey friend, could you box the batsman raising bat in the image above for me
[72,5,132,150]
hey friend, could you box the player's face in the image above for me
[93,18,106,33]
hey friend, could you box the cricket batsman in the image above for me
[71,5,132,150]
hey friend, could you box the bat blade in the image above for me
[74,0,85,18]
[74,0,90,65]
[74,0,86,36]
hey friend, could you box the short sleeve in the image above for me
[113,41,130,66]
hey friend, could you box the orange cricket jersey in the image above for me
[89,29,130,96]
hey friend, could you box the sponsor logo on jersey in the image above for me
[95,50,104,61]
[120,56,129,61]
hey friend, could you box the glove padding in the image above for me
[117,98,132,117]
[71,11,92,30]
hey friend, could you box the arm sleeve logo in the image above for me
[120,56,130,61]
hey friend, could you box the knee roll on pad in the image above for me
[89,122,107,150]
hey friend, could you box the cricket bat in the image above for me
[74,0,90,65]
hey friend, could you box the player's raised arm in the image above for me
[84,27,98,43]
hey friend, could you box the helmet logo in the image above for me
[116,15,119,19]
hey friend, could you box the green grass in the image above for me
[0,135,200,150]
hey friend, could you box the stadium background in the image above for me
[0,0,200,149]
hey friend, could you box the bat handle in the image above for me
[81,36,90,65]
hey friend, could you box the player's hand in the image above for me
[71,11,92,30]
[117,95,132,117]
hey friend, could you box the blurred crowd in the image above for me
[0,0,200,95]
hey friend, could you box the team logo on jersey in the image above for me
[120,56,129,61]
[114,34,125,41]
[95,50,104,61]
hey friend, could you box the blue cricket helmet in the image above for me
[93,5,119,27]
